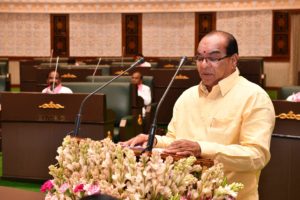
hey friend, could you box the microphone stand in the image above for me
[142,56,187,153]
[73,57,144,137]
[51,57,59,92]
[92,57,102,82]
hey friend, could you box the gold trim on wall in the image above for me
[0,1,300,13]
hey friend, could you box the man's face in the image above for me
[196,34,238,91]
[47,71,60,87]
[131,73,142,85]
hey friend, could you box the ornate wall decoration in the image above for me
[217,10,273,57]
[52,14,69,57]
[273,11,290,57]
[195,13,216,52]
[0,13,50,56]
[69,13,122,57]
[142,13,195,57]
[123,14,141,56]
[0,1,299,13]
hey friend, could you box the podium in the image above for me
[259,100,300,200]
[0,92,115,180]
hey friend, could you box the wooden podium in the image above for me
[259,100,300,200]
[0,92,115,180]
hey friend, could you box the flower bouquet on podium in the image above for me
[41,136,243,200]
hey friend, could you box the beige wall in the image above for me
[0,10,295,87]
[265,61,291,87]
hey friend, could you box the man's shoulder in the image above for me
[180,85,198,97]
[61,86,73,93]
[236,76,268,96]
[142,84,151,90]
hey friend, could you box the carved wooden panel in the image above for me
[195,13,216,52]
[272,11,290,58]
[51,14,69,57]
[122,14,141,56]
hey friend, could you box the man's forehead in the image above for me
[197,49,222,55]
[198,34,227,52]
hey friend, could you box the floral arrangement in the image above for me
[41,136,243,200]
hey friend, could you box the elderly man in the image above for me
[122,30,275,200]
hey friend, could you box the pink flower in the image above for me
[74,184,84,193]
[85,184,100,196]
[287,92,300,102]
[58,183,69,193]
[41,180,54,192]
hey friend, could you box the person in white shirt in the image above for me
[42,70,73,94]
[135,53,151,67]
[131,71,151,116]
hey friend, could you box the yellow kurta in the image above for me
[155,70,275,200]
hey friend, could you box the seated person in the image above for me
[131,71,151,116]
[286,92,300,102]
[42,70,73,94]
[135,53,151,67]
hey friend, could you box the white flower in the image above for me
[43,136,243,200]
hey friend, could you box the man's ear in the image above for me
[231,53,239,68]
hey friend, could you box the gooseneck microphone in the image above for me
[73,57,145,137]
[51,56,59,92]
[143,56,187,152]
[92,57,102,82]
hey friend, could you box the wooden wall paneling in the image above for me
[122,14,142,57]
[272,11,290,59]
[51,14,69,57]
[195,13,216,53]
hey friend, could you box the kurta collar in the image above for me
[199,69,240,97]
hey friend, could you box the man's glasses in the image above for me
[194,54,231,63]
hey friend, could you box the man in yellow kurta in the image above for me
[122,30,275,200]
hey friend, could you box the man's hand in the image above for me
[119,134,149,147]
[163,139,201,157]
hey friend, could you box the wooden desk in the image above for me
[259,100,300,200]
[20,64,102,92]
[0,92,115,180]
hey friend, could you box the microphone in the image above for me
[143,56,187,153]
[92,57,102,82]
[51,56,59,92]
[73,57,145,137]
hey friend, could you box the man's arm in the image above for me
[156,92,275,172]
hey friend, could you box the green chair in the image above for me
[86,75,154,91]
[0,75,6,91]
[279,86,300,99]
[86,75,155,133]
[62,82,143,141]
[0,61,10,91]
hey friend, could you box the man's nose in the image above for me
[199,59,210,68]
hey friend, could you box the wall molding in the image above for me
[0,0,299,13]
